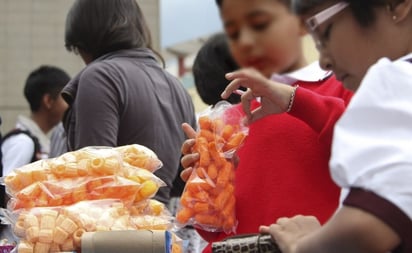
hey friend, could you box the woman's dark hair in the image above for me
[65,0,162,62]
[292,0,388,26]
[24,66,70,112]
[192,33,241,106]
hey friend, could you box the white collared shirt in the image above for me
[330,53,412,219]
[1,115,52,175]
[271,61,332,84]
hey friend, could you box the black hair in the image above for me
[192,33,241,106]
[216,0,292,9]
[24,66,70,112]
[65,0,163,63]
[292,0,388,26]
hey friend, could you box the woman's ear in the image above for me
[389,0,412,22]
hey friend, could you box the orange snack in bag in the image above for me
[176,102,248,234]
[114,144,163,172]
[3,145,164,197]
[11,176,140,210]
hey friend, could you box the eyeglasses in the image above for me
[305,2,349,49]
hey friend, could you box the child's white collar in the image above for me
[271,61,332,85]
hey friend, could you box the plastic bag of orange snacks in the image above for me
[1,146,165,211]
[3,145,163,196]
[8,175,143,210]
[176,101,248,234]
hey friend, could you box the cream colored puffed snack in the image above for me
[10,199,175,252]
[114,144,163,172]
[11,207,82,252]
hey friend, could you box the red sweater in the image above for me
[198,75,353,252]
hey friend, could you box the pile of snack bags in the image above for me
[1,144,183,253]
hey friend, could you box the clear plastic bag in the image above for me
[2,145,163,194]
[10,198,176,252]
[114,144,163,172]
[0,145,170,253]
[1,146,165,210]
[9,175,141,210]
[176,101,248,234]
[129,199,174,230]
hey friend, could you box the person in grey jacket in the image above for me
[62,0,196,204]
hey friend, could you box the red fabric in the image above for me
[198,75,353,252]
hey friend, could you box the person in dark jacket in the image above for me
[63,0,196,204]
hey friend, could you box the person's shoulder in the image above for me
[368,55,412,73]
[77,61,121,90]
[2,130,35,148]
[80,61,112,79]
[364,56,412,89]
[80,52,153,81]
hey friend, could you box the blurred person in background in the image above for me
[49,122,67,158]
[63,0,196,205]
[1,65,70,177]
[192,32,240,106]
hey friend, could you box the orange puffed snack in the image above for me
[3,145,164,197]
[176,101,248,234]
[10,176,141,210]
[114,144,163,172]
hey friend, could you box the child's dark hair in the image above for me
[292,0,388,26]
[216,0,292,9]
[24,66,70,112]
[192,33,240,105]
[65,0,163,64]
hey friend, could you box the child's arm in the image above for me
[221,69,348,150]
[288,87,346,149]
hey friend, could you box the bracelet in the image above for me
[286,85,299,113]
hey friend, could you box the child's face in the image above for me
[305,2,399,91]
[219,0,306,77]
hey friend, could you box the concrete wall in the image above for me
[0,0,160,133]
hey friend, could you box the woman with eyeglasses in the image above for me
[222,0,412,252]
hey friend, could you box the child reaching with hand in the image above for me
[179,0,353,252]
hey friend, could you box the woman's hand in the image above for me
[221,68,295,124]
[259,207,402,253]
[180,123,199,181]
[259,215,321,253]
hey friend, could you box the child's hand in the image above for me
[180,123,199,182]
[259,215,321,253]
[221,68,295,124]
[179,118,242,181]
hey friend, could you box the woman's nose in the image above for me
[319,50,333,71]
